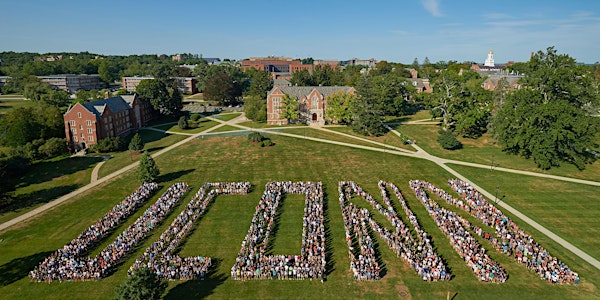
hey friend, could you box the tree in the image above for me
[289,69,315,86]
[114,267,166,300]
[76,89,103,103]
[98,58,120,84]
[204,73,242,106]
[350,77,386,136]
[128,133,144,152]
[246,69,273,98]
[243,95,267,122]
[437,129,463,150]
[493,47,600,170]
[136,79,181,117]
[178,115,188,129]
[281,94,299,124]
[136,151,160,183]
[325,90,355,124]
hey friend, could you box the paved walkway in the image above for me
[90,156,111,182]
[1,113,599,272]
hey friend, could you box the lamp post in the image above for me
[495,186,499,204]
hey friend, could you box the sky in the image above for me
[1,0,599,64]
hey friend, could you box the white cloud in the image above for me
[421,0,442,17]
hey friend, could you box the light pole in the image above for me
[495,186,499,204]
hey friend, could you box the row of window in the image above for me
[72,135,94,142]
[69,120,93,126]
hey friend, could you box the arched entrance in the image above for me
[312,113,317,121]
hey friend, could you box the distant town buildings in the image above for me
[63,94,153,151]
[469,50,522,91]
[266,86,355,126]
[121,76,197,94]
[242,57,312,73]
[340,58,377,68]
[37,74,106,94]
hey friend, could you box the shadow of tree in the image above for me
[157,169,195,183]
[12,156,103,188]
[164,259,228,300]
[0,251,53,286]
[0,184,79,213]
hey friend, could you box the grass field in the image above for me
[0,134,598,299]
[0,98,35,115]
[97,129,187,178]
[395,123,600,181]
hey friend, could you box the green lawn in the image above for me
[324,126,415,151]
[97,129,187,178]
[206,125,244,133]
[0,98,35,115]
[279,127,392,150]
[154,120,219,134]
[0,135,598,299]
[210,112,242,122]
[396,124,600,181]
[0,155,103,224]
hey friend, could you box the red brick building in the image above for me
[266,86,355,126]
[63,94,153,151]
[241,57,312,73]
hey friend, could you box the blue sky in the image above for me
[1,0,599,63]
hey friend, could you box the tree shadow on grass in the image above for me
[157,169,195,183]
[164,258,228,300]
[12,156,103,188]
[0,184,80,213]
[322,184,335,278]
[0,251,53,286]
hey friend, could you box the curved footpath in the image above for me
[1,113,599,272]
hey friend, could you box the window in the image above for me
[86,120,91,126]
[80,125,83,130]
[81,133,84,138]
[312,96,319,109]
[70,120,75,126]
[77,112,82,118]
[71,129,77,134]
[87,128,93,134]
[73,136,78,142]
[88,136,93,141]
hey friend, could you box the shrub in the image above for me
[128,133,144,152]
[89,137,125,153]
[178,116,188,129]
[189,113,201,121]
[437,129,463,150]
[247,132,264,143]
[260,138,274,147]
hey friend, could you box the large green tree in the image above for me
[325,90,355,124]
[114,267,166,300]
[493,47,600,170]
[245,68,273,98]
[136,79,182,117]
[243,95,267,122]
[136,151,160,183]
[282,94,299,123]
[204,73,242,106]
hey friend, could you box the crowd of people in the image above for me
[410,180,507,283]
[131,182,251,280]
[338,181,449,281]
[231,181,326,280]
[29,182,188,282]
[445,179,579,284]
